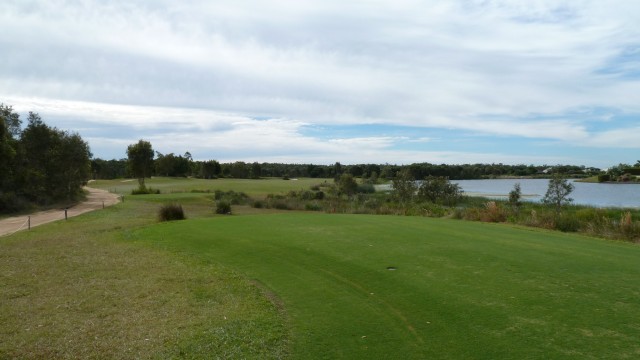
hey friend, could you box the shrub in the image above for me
[0,192,29,213]
[417,176,462,205]
[480,201,507,222]
[554,214,580,232]
[305,202,323,211]
[215,201,232,215]
[252,200,264,208]
[619,212,640,240]
[158,203,185,222]
[132,185,160,195]
[213,190,249,204]
[272,201,290,210]
[597,174,611,182]
[357,183,375,194]
[508,183,522,212]
[337,173,358,196]
[299,190,316,200]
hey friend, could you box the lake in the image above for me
[377,179,640,208]
[455,179,639,208]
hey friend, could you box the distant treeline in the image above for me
[1,104,92,212]
[91,156,600,181]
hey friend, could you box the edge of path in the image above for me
[0,187,121,237]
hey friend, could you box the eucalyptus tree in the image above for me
[127,140,155,188]
[392,169,417,206]
[542,174,574,213]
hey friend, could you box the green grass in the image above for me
[4,180,640,359]
[134,213,640,359]
[90,177,331,198]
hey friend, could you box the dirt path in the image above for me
[0,187,121,237]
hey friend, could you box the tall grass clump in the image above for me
[619,211,640,241]
[215,201,232,215]
[158,203,186,222]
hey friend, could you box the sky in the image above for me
[1,0,639,167]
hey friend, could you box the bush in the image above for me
[132,185,160,195]
[213,190,249,204]
[619,212,640,240]
[480,201,507,222]
[252,200,264,208]
[0,192,29,213]
[597,174,611,182]
[305,202,323,211]
[554,214,580,232]
[215,201,232,215]
[357,183,375,194]
[272,201,290,210]
[158,203,185,222]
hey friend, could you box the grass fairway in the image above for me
[90,177,329,197]
[3,182,640,359]
[135,213,640,359]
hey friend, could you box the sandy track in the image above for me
[0,187,121,237]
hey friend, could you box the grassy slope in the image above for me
[0,194,288,359]
[135,213,640,359]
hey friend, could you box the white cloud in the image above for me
[586,127,640,148]
[1,0,640,166]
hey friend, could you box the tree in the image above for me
[0,105,19,190]
[250,162,262,179]
[333,162,343,181]
[336,173,358,196]
[13,112,91,204]
[508,183,522,212]
[392,169,417,206]
[0,103,21,137]
[127,140,154,188]
[199,160,220,179]
[417,176,462,205]
[1,106,90,211]
[542,174,574,213]
[230,161,248,178]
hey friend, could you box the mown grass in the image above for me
[134,213,640,359]
[90,177,329,198]
[4,178,640,359]
[0,195,288,359]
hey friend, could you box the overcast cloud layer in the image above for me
[1,0,639,167]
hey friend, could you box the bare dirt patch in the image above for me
[0,187,120,237]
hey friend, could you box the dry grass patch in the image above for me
[0,199,288,359]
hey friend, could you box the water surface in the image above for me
[454,179,640,208]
